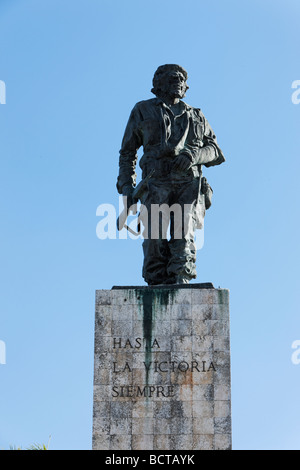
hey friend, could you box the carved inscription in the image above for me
[111,337,216,398]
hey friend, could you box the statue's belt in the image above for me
[142,159,200,178]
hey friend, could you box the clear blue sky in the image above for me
[0,0,299,450]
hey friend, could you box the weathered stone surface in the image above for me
[92,286,232,450]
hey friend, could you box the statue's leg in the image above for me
[167,179,199,283]
[140,180,172,285]
[142,238,170,285]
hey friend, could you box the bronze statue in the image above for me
[117,64,225,285]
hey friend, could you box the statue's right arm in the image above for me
[117,104,143,194]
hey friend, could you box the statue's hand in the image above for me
[173,154,192,172]
[122,185,137,214]
[201,177,209,194]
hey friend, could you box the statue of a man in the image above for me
[117,64,225,285]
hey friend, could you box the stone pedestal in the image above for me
[92,284,231,450]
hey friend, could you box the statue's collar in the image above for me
[154,97,192,114]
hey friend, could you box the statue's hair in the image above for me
[151,64,189,97]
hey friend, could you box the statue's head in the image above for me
[151,64,189,100]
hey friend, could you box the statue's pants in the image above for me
[139,178,200,285]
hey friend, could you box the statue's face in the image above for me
[161,69,187,99]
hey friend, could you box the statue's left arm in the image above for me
[182,110,225,168]
[199,114,225,167]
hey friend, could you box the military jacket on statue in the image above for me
[117,97,225,192]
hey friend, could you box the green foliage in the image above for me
[7,436,51,451]
[26,442,49,451]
